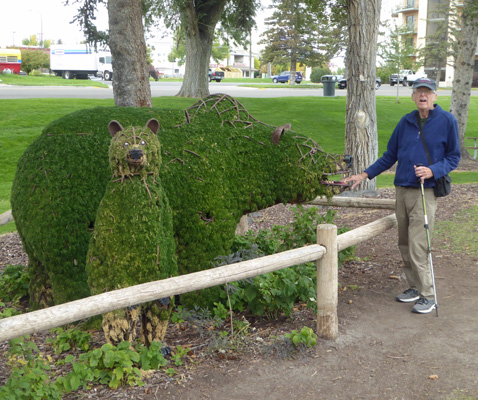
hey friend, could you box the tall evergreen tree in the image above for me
[260,0,326,85]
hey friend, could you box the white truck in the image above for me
[50,45,113,80]
[389,69,427,87]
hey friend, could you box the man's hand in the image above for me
[414,165,433,184]
[342,172,369,189]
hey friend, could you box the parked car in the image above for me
[338,77,381,90]
[390,70,427,86]
[272,71,303,84]
[208,69,225,82]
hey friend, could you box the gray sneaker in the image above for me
[412,297,436,314]
[396,288,420,303]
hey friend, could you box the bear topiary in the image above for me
[11,94,350,309]
[86,119,177,345]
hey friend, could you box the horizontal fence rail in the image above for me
[0,246,326,342]
[307,196,395,210]
[0,200,397,342]
[0,210,13,226]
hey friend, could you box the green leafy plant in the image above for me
[0,301,21,318]
[137,340,168,370]
[0,264,29,303]
[0,336,62,400]
[212,206,354,319]
[171,345,189,366]
[213,301,228,322]
[165,368,176,377]
[46,327,93,354]
[59,341,143,391]
[285,326,318,348]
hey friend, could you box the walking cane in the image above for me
[417,164,439,317]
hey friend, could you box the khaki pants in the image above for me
[395,186,437,300]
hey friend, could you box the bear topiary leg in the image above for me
[140,299,172,347]
[102,308,139,345]
[27,258,54,310]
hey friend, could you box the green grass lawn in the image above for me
[1,95,477,235]
[0,73,109,88]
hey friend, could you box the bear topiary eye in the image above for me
[140,140,147,146]
[123,142,130,148]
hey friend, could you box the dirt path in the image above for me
[161,254,478,400]
[159,184,478,400]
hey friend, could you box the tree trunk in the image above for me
[289,58,297,86]
[177,29,214,98]
[449,0,478,161]
[345,0,381,191]
[176,0,227,98]
[107,0,152,107]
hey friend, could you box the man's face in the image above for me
[412,87,437,114]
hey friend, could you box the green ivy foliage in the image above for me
[11,95,346,307]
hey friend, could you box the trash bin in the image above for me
[321,75,337,97]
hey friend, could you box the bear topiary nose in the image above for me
[129,149,143,160]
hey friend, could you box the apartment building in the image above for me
[393,0,477,87]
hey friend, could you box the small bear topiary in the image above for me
[86,119,177,345]
[11,94,350,309]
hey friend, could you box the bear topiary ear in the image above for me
[271,123,291,145]
[108,120,125,138]
[146,118,160,135]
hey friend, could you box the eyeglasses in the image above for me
[414,89,435,95]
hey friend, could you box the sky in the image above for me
[0,0,394,68]
[0,0,109,47]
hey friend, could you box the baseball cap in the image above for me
[413,77,436,91]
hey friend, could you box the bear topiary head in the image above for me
[108,118,162,179]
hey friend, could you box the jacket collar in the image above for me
[405,104,441,126]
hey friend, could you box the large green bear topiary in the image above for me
[11,94,350,308]
[86,119,177,345]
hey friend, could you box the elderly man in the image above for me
[345,78,460,314]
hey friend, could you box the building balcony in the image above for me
[392,0,419,16]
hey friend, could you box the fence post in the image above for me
[316,224,338,340]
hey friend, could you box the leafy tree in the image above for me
[148,0,258,97]
[20,49,49,74]
[68,0,150,106]
[417,2,460,82]
[70,0,258,100]
[310,66,332,83]
[378,22,420,101]
[22,35,40,47]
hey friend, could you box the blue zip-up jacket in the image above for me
[365,104,461,188]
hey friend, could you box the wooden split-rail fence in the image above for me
[0,196,396,342]
[466,137,478,159]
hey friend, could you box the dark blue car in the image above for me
[272,71,303,84]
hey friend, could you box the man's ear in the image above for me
[108,120,125,138]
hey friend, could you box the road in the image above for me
[0,80,466,99]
